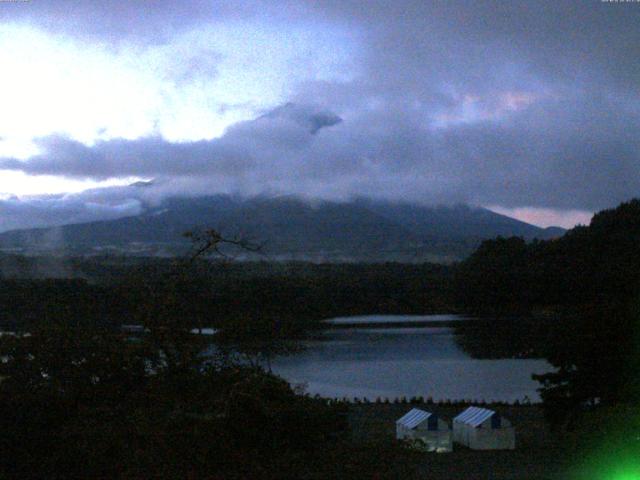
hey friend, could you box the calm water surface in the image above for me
[271,315,552,402]
[325,314,474,325]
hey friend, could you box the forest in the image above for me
[0,199,638,477]
[456,199,640,417]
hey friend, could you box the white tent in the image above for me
[453,406,515,450]
[395,408,452,452]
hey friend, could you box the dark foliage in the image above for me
[0,261,455,334]
[0,316,356,478]
[0,232,430,478]
[456,199,640,424]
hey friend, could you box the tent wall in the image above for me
[453,421,467,445]
[453,414,515,450]
[398,428,452,452]
[409,430,453,452]
[413,417,452,452]
[396,416,453,452]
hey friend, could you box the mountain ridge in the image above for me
[0,195,565,262]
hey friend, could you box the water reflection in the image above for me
[272,315,552,402]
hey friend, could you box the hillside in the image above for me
[0,195,564,262]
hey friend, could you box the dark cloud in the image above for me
[260,103,342,134]
[0,190,143,233]
[311,1,640,91]
[0,0,312,44]
[0,1,238,41]
[2,94,638,213]
[1,0,639,221]
[0,104,342,179]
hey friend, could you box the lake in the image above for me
[271,314,552,403]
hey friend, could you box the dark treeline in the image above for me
[0,261,455,334]
[1,255,427,478]
[455,199,640,438]
[0,326,416,478]
[455,199,640,313]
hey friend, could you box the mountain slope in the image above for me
[0,195,564,261]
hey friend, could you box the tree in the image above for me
[455,199,640,427]
[0,228,352,478]
[533,299,640,427]
[532,201,640,426]
[455,236,531,313]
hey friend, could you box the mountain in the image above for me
[541,226,566,238]
[0,195,564,262]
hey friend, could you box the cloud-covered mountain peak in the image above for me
[0,194,565,262]
[129,180,155,188]
[260,103,342,134]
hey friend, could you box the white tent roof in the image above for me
[454,407,497,427]
[396,408,433,429]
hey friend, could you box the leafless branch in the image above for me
[183,229,263,263]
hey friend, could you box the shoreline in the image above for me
[302,394,539,406]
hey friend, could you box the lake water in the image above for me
[324,314,475,325]
[271,315,552,403]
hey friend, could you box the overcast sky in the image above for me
[1,0,639,231]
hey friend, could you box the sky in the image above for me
[0,0,639,232]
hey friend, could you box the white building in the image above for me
[395,408,453,452]
[453,406,515,450]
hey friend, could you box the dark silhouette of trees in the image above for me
[0,229,356,478]
[455,236,531,313]
[456,199,640,426]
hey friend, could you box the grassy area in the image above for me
[348,403,569,479]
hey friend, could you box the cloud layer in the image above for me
[0,0,639,231]
[2,95,637,212]
[0,190,143,233]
